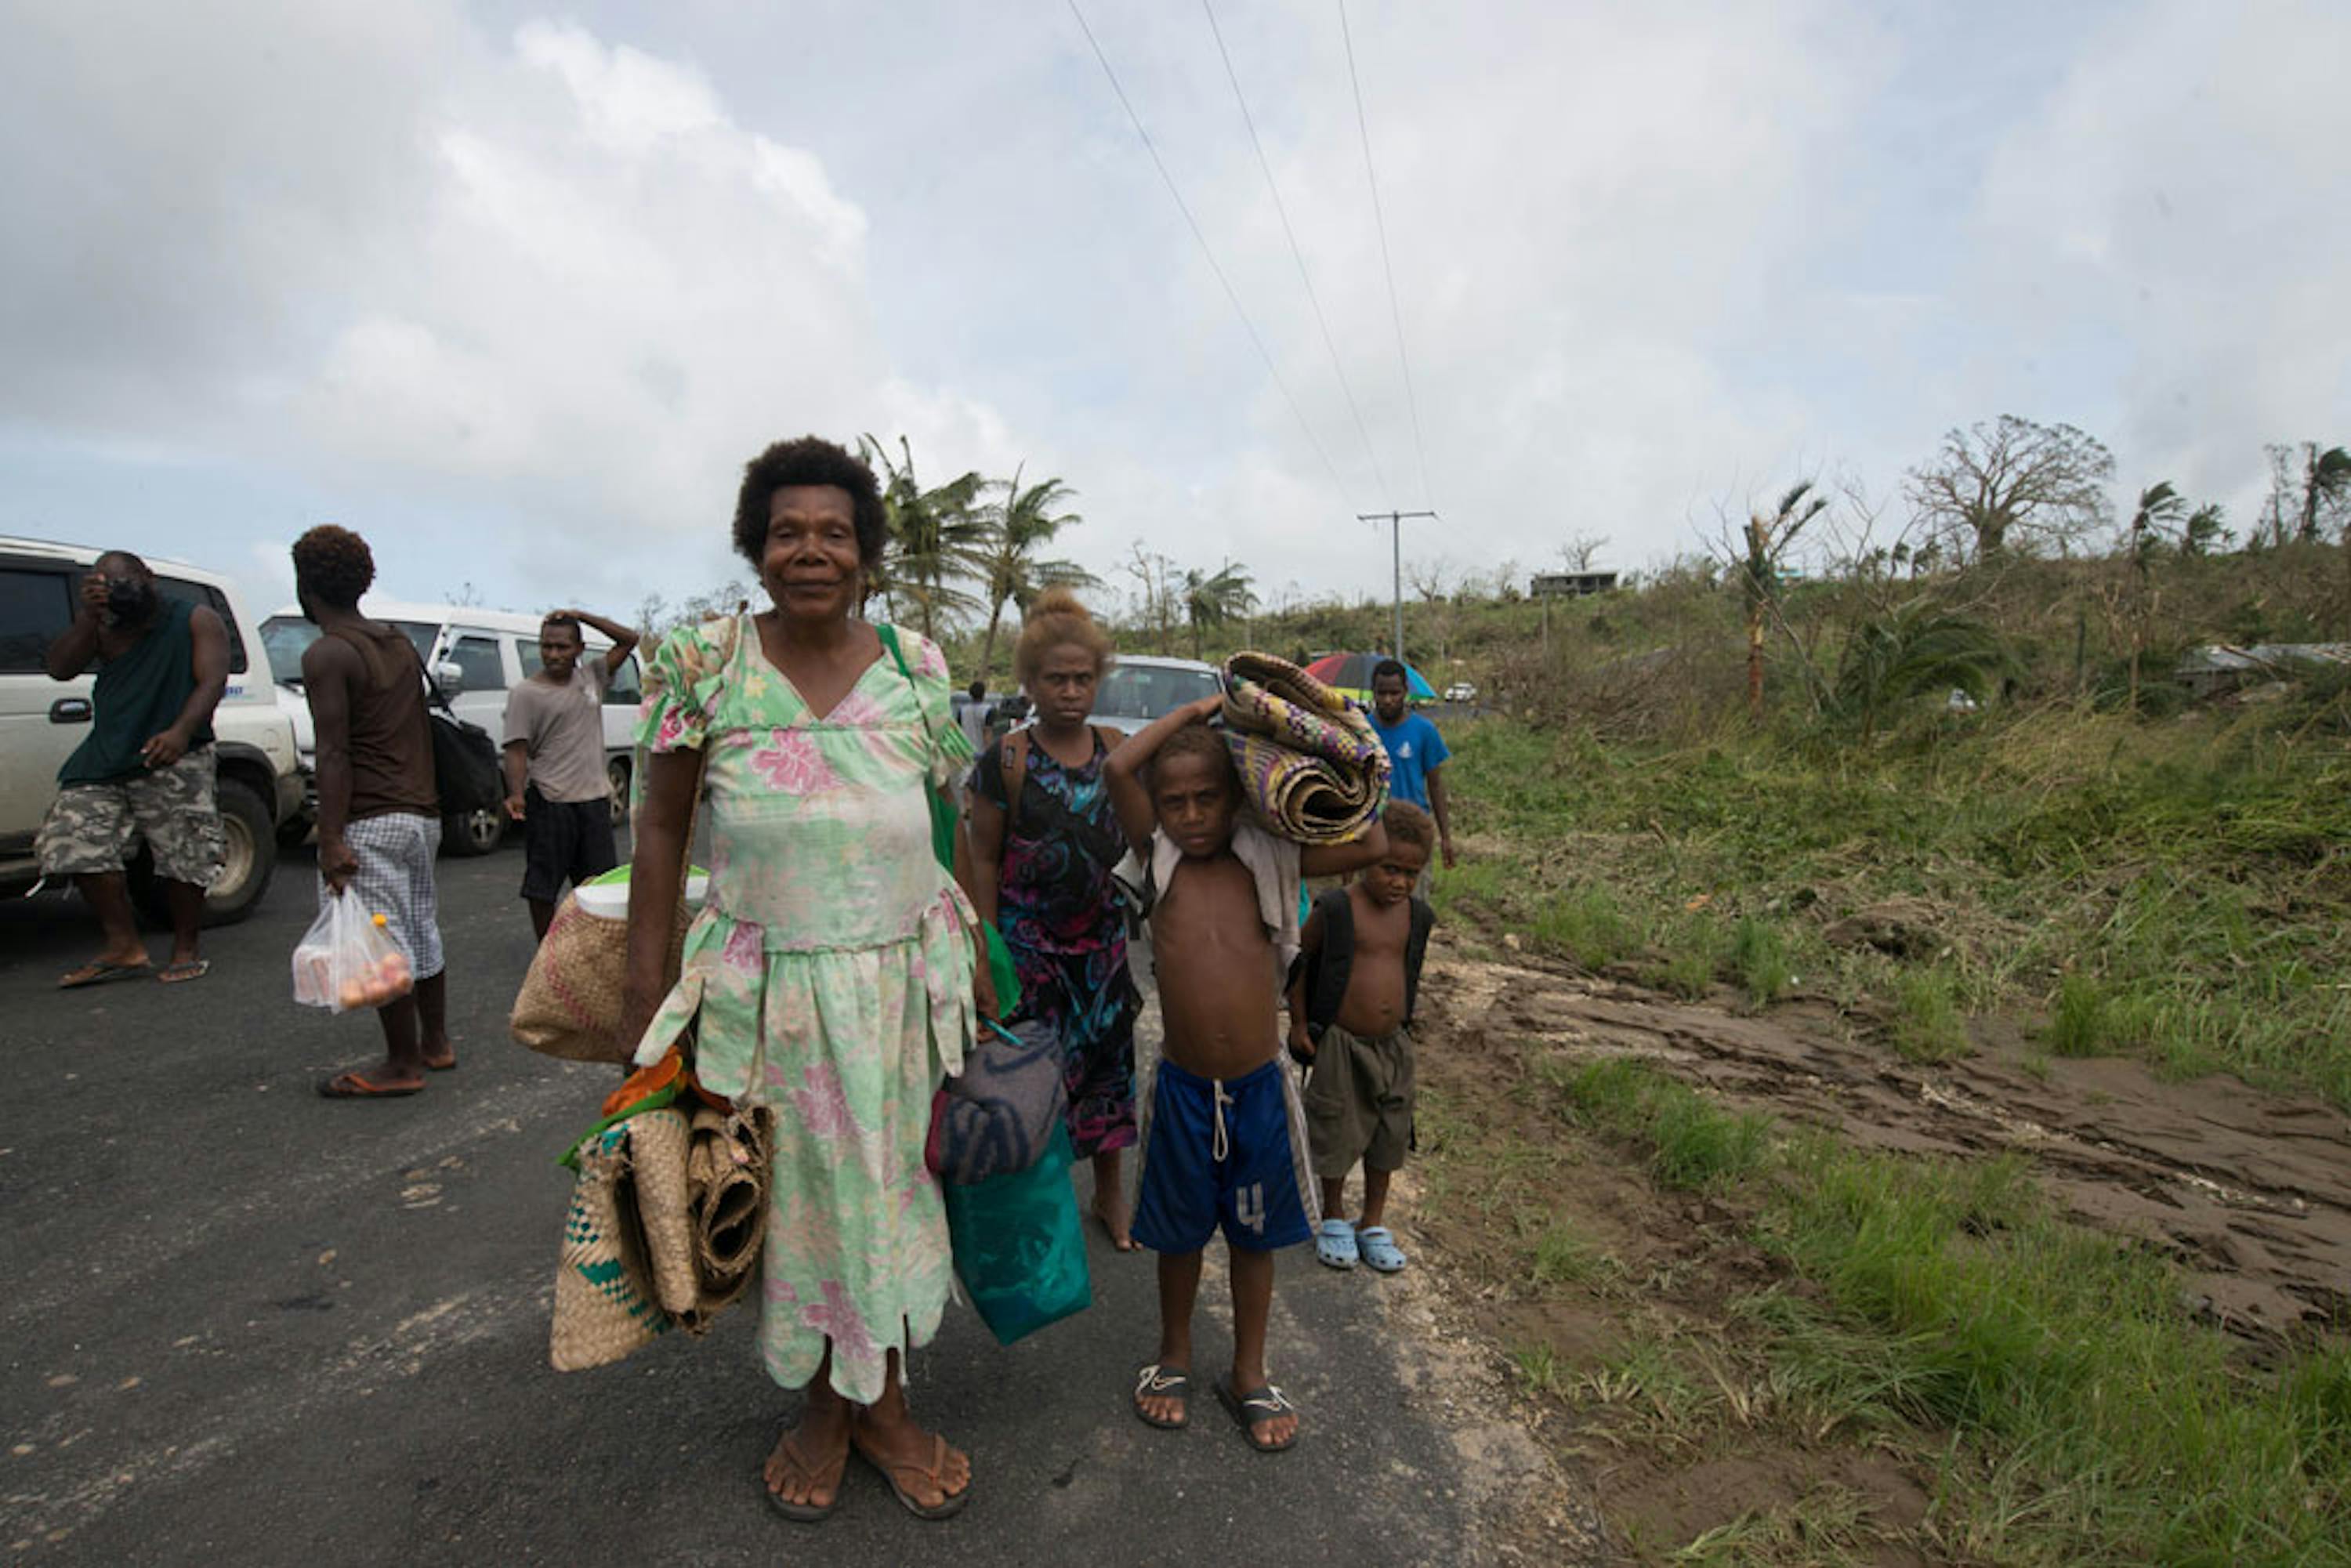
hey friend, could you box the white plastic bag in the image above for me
[292,890,415,1013]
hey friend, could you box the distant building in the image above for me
[2176,643,2351,697]
[1531,570,1618,597]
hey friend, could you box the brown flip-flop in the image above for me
[317,1069,424,1099]
[158,959,210,985]
[422,1048,458,1072]
[849,1428,970,1520]
[764,1430,848,1523]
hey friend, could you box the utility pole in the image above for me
[1360,509,1436,669]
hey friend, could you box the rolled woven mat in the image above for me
[626,1108,704,1323]
[1219,652,1391,843]
[686,1104,770,1305]
[549,1128,669,1372]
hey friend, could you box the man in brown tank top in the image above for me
[291,526,451,1098]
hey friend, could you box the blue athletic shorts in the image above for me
[1132,1056,1319,1255]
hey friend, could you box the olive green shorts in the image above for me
[1302,1023,1415,1179]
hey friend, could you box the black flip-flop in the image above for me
[1133,1363,1190,1430]
[1214,1374,1299,1454]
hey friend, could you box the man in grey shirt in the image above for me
[502,609,640,940]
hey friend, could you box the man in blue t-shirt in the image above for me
[1369,661,1456,882]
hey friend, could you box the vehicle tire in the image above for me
[133,775,277,928]
[443,806,505,857]
[607,755,630,831]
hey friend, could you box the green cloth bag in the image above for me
[940,1123,1093,1345]
[876,622,1020,1018]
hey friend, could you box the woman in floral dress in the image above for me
[961,588,1143,1248]
[620,436,988,1523]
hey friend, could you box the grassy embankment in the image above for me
[1411,693,2351,1559]
[1415,1049,2351,1563]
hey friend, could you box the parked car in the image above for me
[260,600,643,856]
[0,537,304,923]
[1444,681,1478,704]
[1087,654,1223,738]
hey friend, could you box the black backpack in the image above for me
[426,700,502,815]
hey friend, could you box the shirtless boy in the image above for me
[1107,694,1389,1454]
[1289,801,1436,1274]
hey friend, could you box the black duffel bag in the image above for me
[427,696,503,816]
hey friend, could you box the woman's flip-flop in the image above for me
[1357,1226,1408,1273]
[1214,1374,1299,1454]
[1314,1218,1360,1270]
[764,1430,847,1523]
[849,1429,969,1520]
[157,959,210,985]
[1133,1363,1190,1430]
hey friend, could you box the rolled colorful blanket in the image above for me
[1219,652,1391,843]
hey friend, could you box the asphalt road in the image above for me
[1,837,1545,1566]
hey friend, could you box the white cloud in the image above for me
[2,0,2345,625]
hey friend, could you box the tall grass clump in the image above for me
[1552,1058,1772,1190]
[1730,915,1792,1008]
[1532,885,1642,969]
[1889,969,1969,1062]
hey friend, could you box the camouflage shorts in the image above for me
[36,745,227,887]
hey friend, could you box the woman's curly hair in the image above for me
[290,525,375,610]
[1015,585,1114,686]
[732,436,889,570]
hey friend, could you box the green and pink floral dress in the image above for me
[633,615,977,1404]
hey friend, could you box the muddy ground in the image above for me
[1389,929,2351,1559]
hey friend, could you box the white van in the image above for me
[259,600,643,856]
[0,538,305,922]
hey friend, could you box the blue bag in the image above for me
[940,1123,1092,1345]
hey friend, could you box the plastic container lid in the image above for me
[574,864,709,919]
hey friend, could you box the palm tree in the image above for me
[1742,481,1828,720]
[973,467,1097,680]
[2301,445,2351,542]
[1182,561,1256,661]
[858,434,987,639]
[1832,600,2012,741]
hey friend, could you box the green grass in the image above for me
[1889,968,1970,1062]
[1563,1059,2351,1564]
[1530,884,1644,969]
[1550,1056,1773,1190]
[1730,915,1793,1008]
[1528,1221,1614,1287]
[1446,711,2351,1106]
[1509,1340,1565,1396]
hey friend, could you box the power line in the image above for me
[1338,0,1434,512]
[1201,0,1389,504]
[1065,0,1354,510]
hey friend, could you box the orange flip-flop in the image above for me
[317,1069,424,1099]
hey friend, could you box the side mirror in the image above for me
[433,660,465,695]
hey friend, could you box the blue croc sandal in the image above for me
[1314,1219,1359,1270]
[1357,1226,1407,1273]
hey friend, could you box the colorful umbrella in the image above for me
[1301,653,1436,702]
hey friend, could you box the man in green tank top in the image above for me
[37,551,230,987]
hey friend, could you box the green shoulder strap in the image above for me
[877,623,1020,1020]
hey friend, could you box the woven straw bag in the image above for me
[549,1095,773,1370]
[509,615,741,1063]
[549,1125,668,1371]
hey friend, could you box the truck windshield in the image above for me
[262,616,437,684]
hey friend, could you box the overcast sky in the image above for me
[3,0,2346,626]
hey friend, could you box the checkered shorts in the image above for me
[325,812,445,980]
[36,745,227,885]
